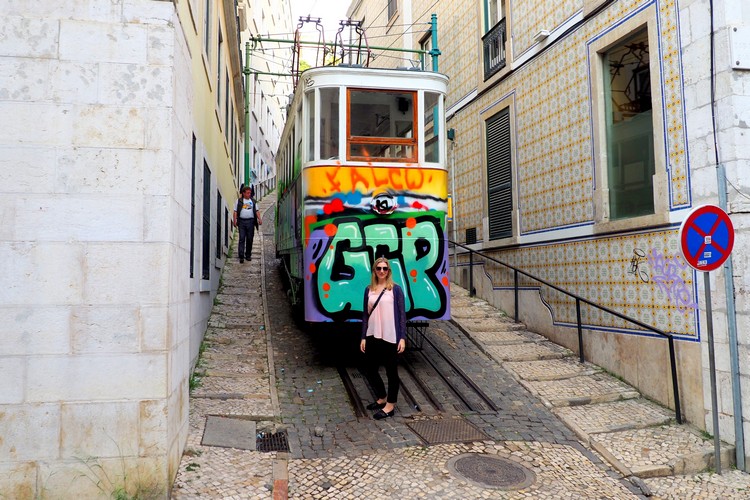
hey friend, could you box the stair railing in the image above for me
[450,240,683,424]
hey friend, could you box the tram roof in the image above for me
[296,65,449,93]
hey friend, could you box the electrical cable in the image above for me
[371,0,439,56]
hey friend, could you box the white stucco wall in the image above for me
[0,1,193,496]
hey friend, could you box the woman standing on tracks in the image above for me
[360,256,407,419]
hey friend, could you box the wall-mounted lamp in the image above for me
[533,30,551,43]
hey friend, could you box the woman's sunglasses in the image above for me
[375,266,389,271]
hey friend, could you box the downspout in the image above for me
[243,41,252,189]
[717,165,745,471]
[709,0,745,471]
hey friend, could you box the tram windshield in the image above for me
[348,89,417,162]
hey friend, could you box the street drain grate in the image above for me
[407,417,490,445]
[256,430,290,452]
[447,453,536,490]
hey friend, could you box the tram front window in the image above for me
[348,89,417,162]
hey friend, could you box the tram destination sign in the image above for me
[678,204,735,272]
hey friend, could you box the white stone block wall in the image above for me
[0,1,194,496]
[680,0,750,466]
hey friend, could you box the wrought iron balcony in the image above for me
[482,18,507,80]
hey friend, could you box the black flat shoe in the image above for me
[373,409,394,420]
[366,401,386,410]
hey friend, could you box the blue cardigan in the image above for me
[361,284,407,343]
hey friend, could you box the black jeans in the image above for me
[238,218,255,260]
[364,337,400,403]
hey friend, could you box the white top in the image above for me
[365,289,397,344]
[238,198,255,219]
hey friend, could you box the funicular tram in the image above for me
[266,17,451,333]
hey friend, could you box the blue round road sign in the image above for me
[679,205,735,272]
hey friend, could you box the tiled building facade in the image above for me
[349,0,750,466]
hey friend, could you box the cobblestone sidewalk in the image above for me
[170,191,750,499]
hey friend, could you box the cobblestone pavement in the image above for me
[171,191,750,498]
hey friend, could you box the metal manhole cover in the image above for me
[447,453,536,490]
[407,417,490,445]
[256,430,290,452]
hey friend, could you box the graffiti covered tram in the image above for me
[275,65,451,323]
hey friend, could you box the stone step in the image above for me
[553,399,675,441]
[520,372,640,408]
[451,307,508,320]
[503,357,602,381]
[484,341,574,362]
[463,329,547,346]
[456,317,526,332]
[589,425,735,478]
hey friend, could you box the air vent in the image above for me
[466,227,477,245]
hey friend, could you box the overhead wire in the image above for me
[370,0,440,58]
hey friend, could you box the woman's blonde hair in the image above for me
[370,256,394,290]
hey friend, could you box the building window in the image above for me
[202,162,211,280]
[486,108,512,240]
[482,3,506,80]
[216,190,222,259]
[204,0,212,60]
[225,70,230,140]
[224,207,229,247]
[484,0,504,32]
[603,29,655,220]
[190,135,197,278]
[387,0,397,20]
[217,27,222,106]
[419,34,432,70]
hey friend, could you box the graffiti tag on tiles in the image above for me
[647,248,697,313]
[304,214,449,322]
[627,248,650,283]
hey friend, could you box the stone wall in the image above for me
[0,1,192,496]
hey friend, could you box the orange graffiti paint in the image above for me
[406,217,416,228]
[322,283,331,291]
[304,215,318,243]
[442,276,449,286]
[410,269,417,277]
[309,263,316,273]
[324,224,337,236]
[407,232,412,236]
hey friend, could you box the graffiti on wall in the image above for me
[626,247,697,314]
[647,248,697,313]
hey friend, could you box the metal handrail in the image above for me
[450,240,682,424]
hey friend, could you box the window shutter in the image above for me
[486,108,512,239]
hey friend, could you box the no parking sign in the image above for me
[678,204,735,271]
[678,204,735,474]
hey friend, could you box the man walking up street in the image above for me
[233,185,262,263]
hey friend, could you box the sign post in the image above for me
[679,204,735,474]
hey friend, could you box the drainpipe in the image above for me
[244,41,252,189]
[708,0,745,471]
[717,164,745,471]
[448,128,457,274]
